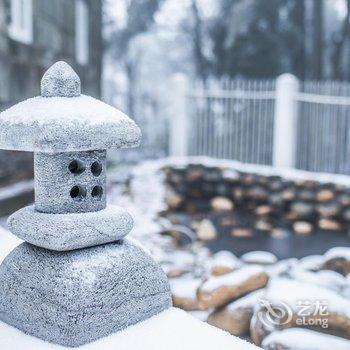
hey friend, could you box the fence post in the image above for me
[169,74,189,157]
[273,73,299,168]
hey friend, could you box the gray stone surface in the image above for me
[0,62,141,152]
[8,205,133,251]
[41,61,81,97]
[34,150,106,214]
[0,240,172,347]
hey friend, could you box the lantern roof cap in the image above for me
[0,61,141,152]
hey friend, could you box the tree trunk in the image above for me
[331,0,350,80]
[312,0,324,79]
[125,59,136,116]
[191,0,207,81]
[291,0,306,79]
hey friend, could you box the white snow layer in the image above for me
[0,95,132,126]
[262,328,350,350]
[290,268,346,293]
[0,308,260,350]
[264,278,350,318]
[298,255,325,271]
[170,275,203,299]
[324,247,350,261]
[226,289,265,311]
[201,265,264,293]
[210,250,242,269]
[0,226,22,264]
[241,251,277,265]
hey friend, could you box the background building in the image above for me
[0,0,103,214]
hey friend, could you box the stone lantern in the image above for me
[0,62,171,347]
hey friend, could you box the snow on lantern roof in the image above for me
[0,61,141,152]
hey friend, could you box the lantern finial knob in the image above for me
[41,61,81,97]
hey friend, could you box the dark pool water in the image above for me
[165,210,350,259]
[205,229,350,259]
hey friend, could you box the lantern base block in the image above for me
[8,204,133,251]
[0,240,172,347]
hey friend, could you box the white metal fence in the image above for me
[186,78,275,165]
[110,74,350,175]
[296,81,350,174]
[169,74,350,175]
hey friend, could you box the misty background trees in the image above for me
[104,0,350,113]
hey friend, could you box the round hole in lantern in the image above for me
[91,161,102,177]
[70,185,87,200]
[91,185,103,199]
[68,159,85,175]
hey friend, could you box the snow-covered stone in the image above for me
[209,250,241,276]
[262,278,350,339]
[7,204,133,251]
[0,240,172,347]
[196,219,217,240]
[325,247,350,261]
[292,221,313,235]
[208,289,264,336]
[198,265,268,308]
[298,254,325,271]
[264,278,350,318]
[262,328,350,350]
[0,62,141,152]
[265,258,298,277]
[241,251,277,265]
[289,268,346,293]
[323,247,350,276]
[41,61,81,97]
[170,275,203,311]
[210,196,234,212]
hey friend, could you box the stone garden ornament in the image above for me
[0,61,172,347]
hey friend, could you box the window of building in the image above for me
[75,0,89,66]
[8,0,33,44]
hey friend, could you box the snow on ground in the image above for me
[262,328,350,350]
[108,160,169,249]
[0,179,33,201]
[0,308,260,350]
[264,278,350,318]
[0,226,22,264]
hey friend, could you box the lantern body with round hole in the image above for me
[34,150,106,214]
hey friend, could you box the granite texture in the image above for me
[34,150,106,214]
[0,240,172,347]
[7,205,133,251]
[0,62,141,152]
[41,61,81,97]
